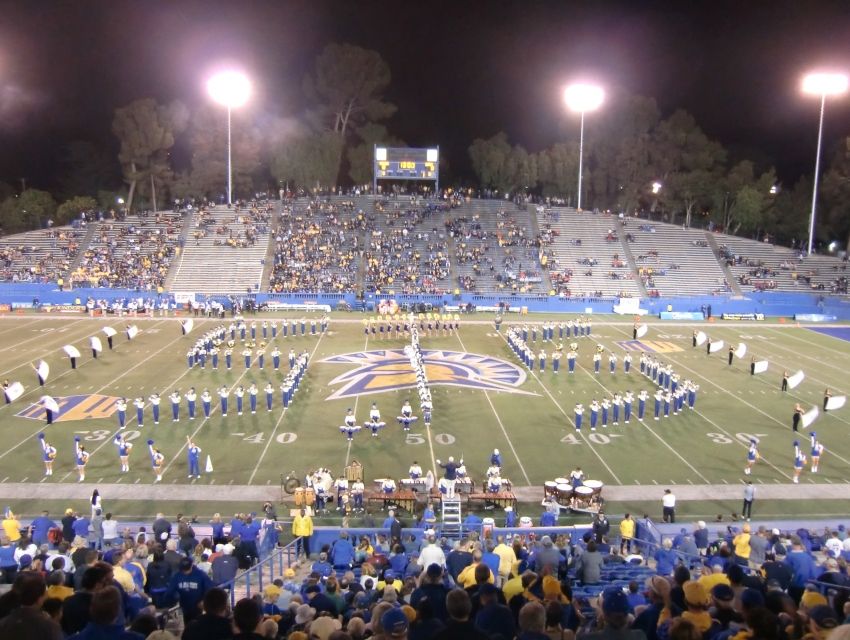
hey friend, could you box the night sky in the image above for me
[1,0,850,189]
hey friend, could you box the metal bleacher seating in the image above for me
[72,212,183,289]
[0,226,81,283]
[538,208,641,298]
[169,204,270,295]
[450,199,545,294]
[629,220,730,296]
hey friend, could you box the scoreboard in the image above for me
[373,146,439,191]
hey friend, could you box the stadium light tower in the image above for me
[801,71,847,255]
[564,83,604,211]
[207,70,252,206]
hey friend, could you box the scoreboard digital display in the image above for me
[373,146,440,190]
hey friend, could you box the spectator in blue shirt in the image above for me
[66,585,143,640]
[311,552,333,578]
[654,538,679,576]
[239,516,261,563]
[166,558,213,623]
[72,516,90,542]
[331,531,355,569]
[784,535,817,603]
[30,511,58,547]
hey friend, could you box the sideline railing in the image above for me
[219,538,300,607]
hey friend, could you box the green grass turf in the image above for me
[0,313,848,518]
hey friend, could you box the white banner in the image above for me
[41,395,60,413]
[826,395,846,411]
[102,327,118,338]
[62,345,81,359]
[4,382,24,403]
[126,325,139,340]
[709,339,725,353]
[752,360,769,374]
[695,331,707,346]
[788,370,805,390]
[36,360,50,384]
[181,319,194,335]
[802,406,819,429]
[734,343,747,359]
[90,337,102,352]
[636,324,648,338]
[173,292,195,304]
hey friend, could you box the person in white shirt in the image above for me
[662,489,676,523]
[823,531,843,558]
[417,535,446,569]
[101,513,120,547]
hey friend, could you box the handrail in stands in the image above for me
[218,538,300,607]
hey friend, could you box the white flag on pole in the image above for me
[36,360,50,384]
[695,331,707,346]
[102,327,117,338]
[734,343,747,359]
[802,406,819,429]
[62,345,81,358]
[4,382,24,403]
[752,360,769,374]
[41,395,60,413]
[709,339,725,353]
[90,337,102,352]
[825,395,846,411]
[181,319,194,335]
[636,324,648,338]
[126,325,139,340]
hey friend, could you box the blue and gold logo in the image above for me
[322,349,531,400]
[616,340,683,354]
[16,395,121,423]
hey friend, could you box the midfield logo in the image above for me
[616,340,683,353]
[321,349,532,400]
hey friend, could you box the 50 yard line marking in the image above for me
[246,332,327,485]
[453,331,530,486]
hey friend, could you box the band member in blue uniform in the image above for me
[256,346,265,369]
[567,349,577,374]
[271,347,281,371]
[289,349,296,369]
[218,386,229,417]
[133,397,145,428]
[235,386,245,415]
[265,383,274,411]
[601,399,610,427]
[169,390,180,422]
[201,389,212,418]
[612,394,622,425]
[609,353,617,374]
[225,348,233,370]
[589,400,599,431]
[623,391,633,424]
[249,383,258,414]
[185,388,197,420]
[654,389,663,421]
[637,390,647,420]
[623,353,632,373]
[574,403,584,431]
[243,347,252,369]
[593,351,602,374]
[115,398,127,429]
[552,349,562,373]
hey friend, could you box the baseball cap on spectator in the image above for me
[401,605,417,623]
[384,570,394,579]
[381,607,409,637]
[18,554,32,569]
[683,582,710,608]
[308,616,341,640]
[771,528,780,536]
[711,584,734,603]
[603,589,630,615]
[284,568,296,579]
[809,605,839,630]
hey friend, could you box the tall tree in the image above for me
[270,131,344,191]
[468,132,513,191]
[112,99,187,212]
[57,141,120,201]
[347,123,404,186]
[711,161,776,236]
[536,142,579,200]
[0,189,56,233]
[820,136,850,252]
[187,104,262,199]
[55,196,98,226]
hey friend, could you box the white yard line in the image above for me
[454,331,531,485]
[496,331,622,484]
[346,334,369,467]
[245,333,326,484]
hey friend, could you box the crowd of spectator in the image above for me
[270,200,364,293]
[0,228,81,283]
[71,213,183,290]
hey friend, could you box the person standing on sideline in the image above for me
[742,481,755,520]
[662,489,676,523]
[292,508,313,559]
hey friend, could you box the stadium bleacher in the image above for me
[0,226,81,284]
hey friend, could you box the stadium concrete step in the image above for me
[615,218,648,297]
[162,210,197,290]
[705,231,743,296]
[67,222,98,272]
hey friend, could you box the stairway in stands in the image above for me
[169,205,271,295]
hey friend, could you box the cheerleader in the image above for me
[114,434,133,473]
[38,433,56,476]
[148,440,164,483]
[810,432,824,473]
[793,440,806,484]
[149,393,161,425]
[74,437,89,482]
[115,398,127,429]
[744,439,759,475]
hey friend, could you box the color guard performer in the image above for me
[823,388,832,411]
[792,403,803,432]
[781,371,788,392]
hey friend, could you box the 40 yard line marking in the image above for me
[246,333,327,485]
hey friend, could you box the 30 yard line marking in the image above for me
[456,331,530,485]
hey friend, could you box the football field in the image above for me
[0,312,849,521]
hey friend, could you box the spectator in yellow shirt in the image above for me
[620,514,636,554]
[733,525,751,565]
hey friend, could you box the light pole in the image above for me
[801,71,847,255]
[564,83,604,211]
[207,70,252,206]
